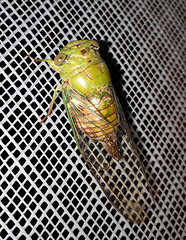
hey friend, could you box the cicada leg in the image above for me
[40,85,62,124]
[26,54,61,124]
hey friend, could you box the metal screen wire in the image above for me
[0,0,185,239]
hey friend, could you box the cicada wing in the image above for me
[62,86,152,224]
[111,88,154,221]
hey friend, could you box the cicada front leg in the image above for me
[40,85,62,124]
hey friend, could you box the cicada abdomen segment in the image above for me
[74,122,112,171]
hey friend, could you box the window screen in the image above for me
[1,0,185,240]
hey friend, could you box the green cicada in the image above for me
[27,40,152,224]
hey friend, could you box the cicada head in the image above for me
[53,40,102,79]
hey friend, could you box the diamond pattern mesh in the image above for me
[0,0,185,240]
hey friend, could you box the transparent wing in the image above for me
[62,85,153,224]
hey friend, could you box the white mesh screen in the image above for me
[0,0,185,240]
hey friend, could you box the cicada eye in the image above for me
[54,53,66,66]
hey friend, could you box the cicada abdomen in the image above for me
[27,39,153,224]
[64,84,120,160]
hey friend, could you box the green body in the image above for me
[44,40,119,159]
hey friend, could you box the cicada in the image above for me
[27,40,152,224]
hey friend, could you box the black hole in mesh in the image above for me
[31,217,37,226]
